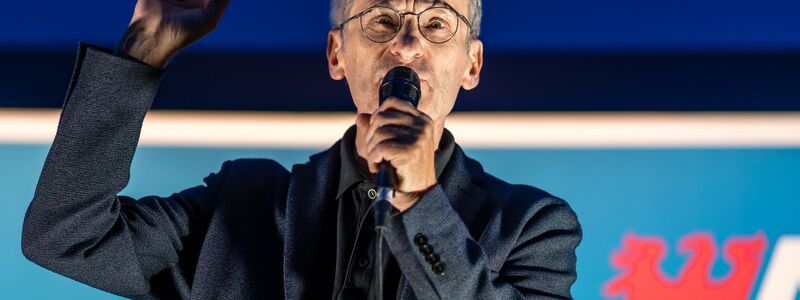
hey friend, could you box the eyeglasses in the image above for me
[335,2,472,44]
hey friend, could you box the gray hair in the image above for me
[330,0,482,39]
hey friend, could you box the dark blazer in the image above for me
[21,44,582,299]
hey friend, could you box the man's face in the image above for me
[327,0,483,125]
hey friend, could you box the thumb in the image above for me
[355,113,379,173]
[355,113,371,130]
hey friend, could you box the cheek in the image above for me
[432,62,464,96]
[343,43,384,113]
[437,50,469,86]
[419,82,455,121]
[425,59,467,119]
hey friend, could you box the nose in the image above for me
[388,16,424,63]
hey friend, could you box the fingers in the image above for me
[356,114,382,173]
[204,0,231,24]
[167,0,206,9]
[207,0,231,13]
[372,98,421,121]
[367,97,430,135]
[355,113,371,129]
[365,101,429,155]
[364,98,432,169]
[366,134,420,167]
[366,110,417,142]
[366,124,420,154]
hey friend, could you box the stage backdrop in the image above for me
[2,0,799,299]
[3,134,799,299]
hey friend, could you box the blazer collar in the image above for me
[437,144,490,233]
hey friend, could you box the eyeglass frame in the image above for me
[334,1,473,44]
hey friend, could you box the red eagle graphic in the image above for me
[604,232,767,300]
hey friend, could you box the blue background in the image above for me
[2,0,799,52]
[2,0,799,111]
[3,145,799,299]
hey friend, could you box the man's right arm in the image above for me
[21,1,232,296]
[20,44,234,298]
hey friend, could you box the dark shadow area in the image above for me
[2,50,799,111]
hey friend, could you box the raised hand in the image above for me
[116,0,231,68]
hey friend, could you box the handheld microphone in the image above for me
[374,66,421,228]
[373,66,420,300]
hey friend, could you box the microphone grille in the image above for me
[379,66,421,107]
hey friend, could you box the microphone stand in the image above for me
[373,161,396,300]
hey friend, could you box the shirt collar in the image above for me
[336,124,456,199]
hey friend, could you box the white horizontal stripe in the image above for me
[2,109,800,148]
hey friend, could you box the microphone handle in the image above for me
[374,161,396,228]
[373,161,396,300]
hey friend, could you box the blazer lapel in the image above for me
[283,142,340,299]
[439,145,489,234]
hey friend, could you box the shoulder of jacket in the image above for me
[474,164,575,220]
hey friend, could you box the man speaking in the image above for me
[21,0,582,299]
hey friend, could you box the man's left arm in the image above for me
[385,185,582,299]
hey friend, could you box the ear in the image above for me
[327,30,346,80]
[461,39,483,90]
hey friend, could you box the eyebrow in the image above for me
[362,0,438,10]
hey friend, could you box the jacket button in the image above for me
[425,253,440,264]
[414,233,428,246]
[419,244,434,255]
[357,257,370,268]
[432,261,446,275]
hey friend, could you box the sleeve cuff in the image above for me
[392,184,461,239]
[63,43,163,110]
[384,184,478,296]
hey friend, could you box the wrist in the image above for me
[116,24,171,68]
[394,183,437,212]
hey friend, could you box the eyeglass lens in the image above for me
[360,7,459,43]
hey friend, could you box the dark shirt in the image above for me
[330,125,455,299]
